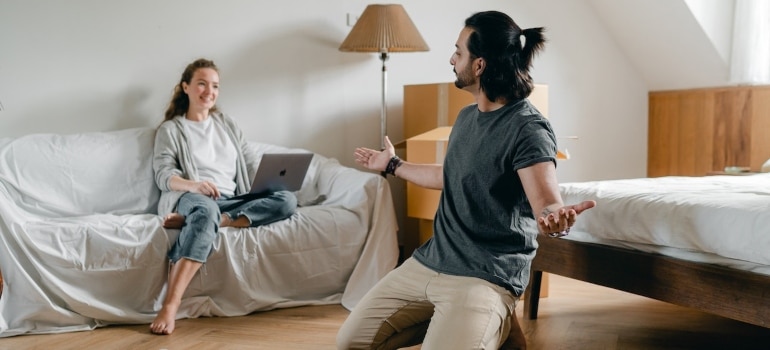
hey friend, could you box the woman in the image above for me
[150,58,297,335]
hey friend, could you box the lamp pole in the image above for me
[379,51,389,150]
[337,4,429,149]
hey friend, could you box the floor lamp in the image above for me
[339,4,429,149]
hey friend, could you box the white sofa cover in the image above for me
[0,127,398,337]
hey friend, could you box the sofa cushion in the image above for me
[0,127,160,217]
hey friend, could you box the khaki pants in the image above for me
[337,258,518,350]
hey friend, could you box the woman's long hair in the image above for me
[465,11,546,102]
[162,58,220,122]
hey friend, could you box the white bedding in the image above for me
[560,173,770,270]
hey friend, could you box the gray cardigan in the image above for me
[152,112,258,216]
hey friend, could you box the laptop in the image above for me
[235,153,313,198]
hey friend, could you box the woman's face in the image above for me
[183,67,219,113]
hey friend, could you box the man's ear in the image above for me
[475,57,486,77]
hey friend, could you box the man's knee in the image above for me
[335,320,365,350]
[499,315,527,350]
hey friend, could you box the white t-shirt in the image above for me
[179,116,238,196]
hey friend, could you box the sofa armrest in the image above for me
[313,158,384,209]
[310,158,399,309]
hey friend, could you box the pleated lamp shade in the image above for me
[339,4,429,53]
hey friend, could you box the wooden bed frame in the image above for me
[523,235,770,328]
[523,85,770,329]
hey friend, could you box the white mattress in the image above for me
[559,173,770,274]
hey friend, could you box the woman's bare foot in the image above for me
[150,302,180,335]
[220,214,250,228]
[163,213,185,229]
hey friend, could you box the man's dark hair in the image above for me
[464,11,546,102]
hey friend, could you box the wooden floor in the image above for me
[2,274,770,349]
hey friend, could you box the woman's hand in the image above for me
[189,180,221,199]
[354,136,396,172]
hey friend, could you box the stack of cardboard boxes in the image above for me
[403,83,549,244]
[402,83,550,297]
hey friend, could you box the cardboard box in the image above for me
[403,83,549,144]
[403,85,549,224]
[403,83,474,141]
[402,84,551,296]
[529,84,549,118]
[405,127,450,222]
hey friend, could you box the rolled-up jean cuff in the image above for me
[231,210,253,225]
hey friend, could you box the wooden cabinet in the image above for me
[648,85,770,177]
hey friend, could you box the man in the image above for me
[337,11,596,350]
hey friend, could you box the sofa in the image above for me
[0,127,398,338]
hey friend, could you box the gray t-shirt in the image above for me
[412,98,557,296]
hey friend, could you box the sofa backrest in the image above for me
[0,127,160,217]
[0,127,334,218]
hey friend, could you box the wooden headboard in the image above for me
[648,85,770,177]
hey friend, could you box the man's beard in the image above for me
[453,65,476,89]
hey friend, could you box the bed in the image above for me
[524,173,770,328]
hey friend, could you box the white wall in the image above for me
[0,0,647,240]
[685,0,735,64]
[588,0,731,90]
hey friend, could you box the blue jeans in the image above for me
[167,191,297,263]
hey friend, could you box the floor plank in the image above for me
[2,275,769,349]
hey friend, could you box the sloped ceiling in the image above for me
[587,0,733,91]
